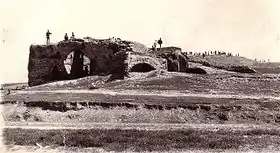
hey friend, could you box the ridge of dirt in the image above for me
[3,99,280,124]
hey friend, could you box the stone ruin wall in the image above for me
[28,39,130,86]
[154,47,188,72]
[127,53,167,71]
[28,38,188,86]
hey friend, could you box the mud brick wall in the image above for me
[28,38,187,86]
[28,39,129,86]
[154,47,189,72]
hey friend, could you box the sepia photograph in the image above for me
[1,0,280,152]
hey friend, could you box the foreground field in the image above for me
[1,71,280,152]
[4,145,280,153]
[3,122,280,152]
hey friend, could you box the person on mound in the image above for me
[64,33,68,41]
[157,38,163,49]
[46,30,52,44]
[71,32,75,40]
[153,40,158,51]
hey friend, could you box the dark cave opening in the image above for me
[130,63,155,72]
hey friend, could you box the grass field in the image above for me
[3,123,280,151]
[1,70,280,152]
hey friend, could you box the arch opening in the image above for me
[130,63,156,72]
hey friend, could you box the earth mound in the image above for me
[188,55,257,73]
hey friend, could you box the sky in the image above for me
[0,0,280,83]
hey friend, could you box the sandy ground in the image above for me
[5,122,280,131]
[3,145,280,153]
[4,89,280,101]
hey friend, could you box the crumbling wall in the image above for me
[154,47,188,72]
[28,39,129,86]
[28,38,185,86]
[28,43,75,86]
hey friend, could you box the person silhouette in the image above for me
[153,40,158,51]
[71,32,75,40]
[157,38,163,49]
[46,30,52,44]
[64,33,68,41]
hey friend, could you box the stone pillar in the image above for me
[70,50,84,79]
[177,53,180,72]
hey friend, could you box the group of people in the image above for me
[185,50,238,58]
[152,38,163,51]
[45,30,76,44]
[46,30,164,51]
[109,37,121,43]
[255,58,270,63]
[64,32,75,41]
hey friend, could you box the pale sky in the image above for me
[0,0,280,83]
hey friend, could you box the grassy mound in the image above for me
[188,55,257,73]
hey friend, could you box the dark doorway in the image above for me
[130,63,155,72]
[51,65,61,81]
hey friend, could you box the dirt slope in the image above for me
[188,55,280,73]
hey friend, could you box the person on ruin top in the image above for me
[153,40,158,51]
[202,53,206,58]
[157,38,163,49]
[46,30,52,44]
[110,37,116,43]
[64,33,68,41]
[71,32,75,40]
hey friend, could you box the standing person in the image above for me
[71,32,75,40]
[46,30,52,44]
[153,40,158,51]
[64,33,68,41]
[157,38,163,49]
[110,37,116,43]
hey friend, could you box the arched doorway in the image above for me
[130,63,155,72]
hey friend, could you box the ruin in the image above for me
[28,37,188,86]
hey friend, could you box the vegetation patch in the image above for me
[3,127,280,152]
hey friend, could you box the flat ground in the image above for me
[1,70,280,152]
